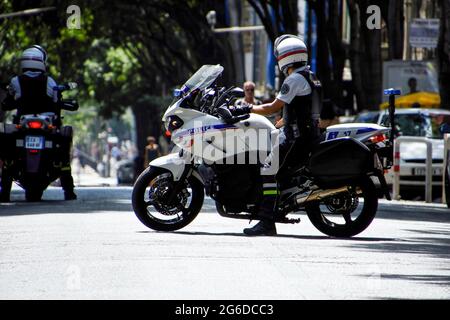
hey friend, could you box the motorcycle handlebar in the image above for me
[217,105,250,124]
[59,99,79,111]
[230,113,250,123]
[53,82,78,92]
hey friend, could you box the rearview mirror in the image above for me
[230,87,245,98]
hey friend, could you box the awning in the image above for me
[380,91,440,109]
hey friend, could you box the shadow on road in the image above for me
[1,189,450,228]
[0,199,132,216]
[136,230,396,242]
[377,202,450,223]
[347,227,450,257]
[347,227,450,289]
[379,273,450,286]
[0,187,134,216]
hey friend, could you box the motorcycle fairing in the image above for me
[148,152,204,183]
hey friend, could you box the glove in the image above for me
[231,103,252,116]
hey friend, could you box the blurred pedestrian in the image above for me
[407,77,418,94]
[144,136,161,168]
[235,81,262,107]
[111,143,122,162]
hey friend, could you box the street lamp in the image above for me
[206,10,264,33]
[0,7,56,20]
[206,10,217,30]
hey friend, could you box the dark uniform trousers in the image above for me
[258,128,310,220]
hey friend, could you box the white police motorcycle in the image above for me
[132,65,395,237]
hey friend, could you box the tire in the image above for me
[306,177,378,238]
[132,166,204,231]
[25,188,43,202]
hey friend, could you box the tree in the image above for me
[386,0,404,60]
[1,0,236,157]
[347,0,382,111]
[82,0,234,155]
[0,0,94,122]
[247,0,298,44]
[307,0,348,109]
[248,0,348,110]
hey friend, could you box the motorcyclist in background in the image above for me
[0,45,77,202]
[233,35,322,236]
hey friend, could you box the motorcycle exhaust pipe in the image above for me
[295,186,349,205]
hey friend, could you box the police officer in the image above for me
[234,34,322,236]
[0,45,77,201]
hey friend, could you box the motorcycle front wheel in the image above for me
[132,166,204,231]
[305,177,378,238]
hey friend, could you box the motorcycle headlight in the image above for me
[167,116,184,132]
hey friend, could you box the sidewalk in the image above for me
[71,158,117,187]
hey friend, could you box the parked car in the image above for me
[353,111,380,124]
[354,108,450,200]
[116,159,135,185]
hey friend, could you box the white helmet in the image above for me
[20,45,47,72]
[274,35,308,76]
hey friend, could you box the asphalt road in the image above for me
[0,187,449,299]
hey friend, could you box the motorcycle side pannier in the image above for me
[309,137,372,185]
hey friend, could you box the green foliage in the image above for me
[0,0,231,154]
[82,40,142,117]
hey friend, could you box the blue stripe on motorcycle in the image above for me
[356,128,377,134]
[176,124,237,137]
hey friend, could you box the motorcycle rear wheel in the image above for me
[305,177,378,238]
[132,166,204,231]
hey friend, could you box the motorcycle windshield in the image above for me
[179,64,224,96]
[163,65,223,122]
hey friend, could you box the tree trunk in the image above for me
[388,0,404,60]
[326,0,347,108]
[311,0,332,100]
[438,0,450,110]
[131,98,165,163]
[360,2,382,110]
[348,0,366,111]
[348,0,382,111]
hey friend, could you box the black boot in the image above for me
[0,192,10,203]
[64,189,77,200]
[0,169,12,203]
[60,168,77,200]
[244,180,278,236]
[244,219,277,236]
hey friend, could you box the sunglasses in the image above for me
[245,88,255,92]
